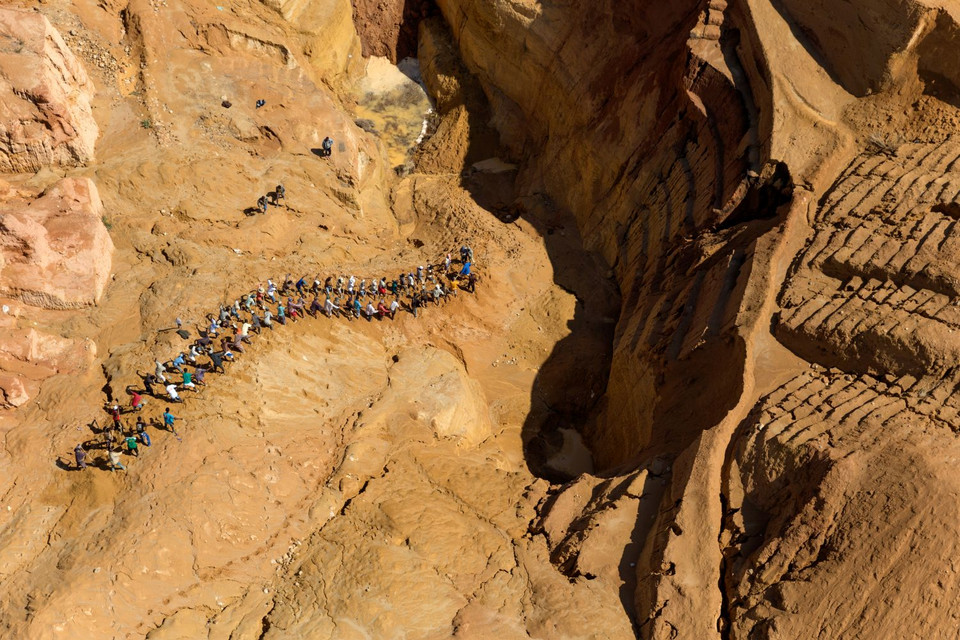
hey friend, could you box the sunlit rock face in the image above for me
[0,7,98,173]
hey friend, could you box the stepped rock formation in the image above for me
[426,0,960,636]
[3,0,960,637]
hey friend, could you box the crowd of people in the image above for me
[72,245,479,472]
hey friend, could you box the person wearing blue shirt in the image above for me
[162,407,178,436]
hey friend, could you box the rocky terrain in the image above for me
[3,0,960,638]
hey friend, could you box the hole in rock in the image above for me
[932,202,960,220]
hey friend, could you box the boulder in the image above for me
[0,178,114,308]
[0,304,95,408]
[0,7,98,173]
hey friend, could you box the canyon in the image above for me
[2,0,960,638]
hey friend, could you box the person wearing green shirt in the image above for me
[125,435,139,457]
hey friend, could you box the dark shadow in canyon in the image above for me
[360,0,791,628]
[350,0,438,62]
[515,194,622,485]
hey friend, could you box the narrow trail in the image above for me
[78,254,481,472]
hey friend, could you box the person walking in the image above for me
[108,448,126,471]
[324,297,339,318]
[411,292,421,318]
[162,407,180,438]
[110,404,122,430]
[182,369,197,392]
[74,443,87,470]
[136,416,151,447]
[144,373,162,397]
[165,383,183,403]
[125,433,139,457]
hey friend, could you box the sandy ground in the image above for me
[0,0,630,637]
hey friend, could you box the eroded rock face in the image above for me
[0,178,114,308]
[0,7,97,173]
[349,0,435,62]
[0,303,96,408]
[431,0,960,637]
[7,0,960,637]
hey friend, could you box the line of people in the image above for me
[71,246,479,472]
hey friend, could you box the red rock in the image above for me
[0,178,114,308]
[0,7,98,173]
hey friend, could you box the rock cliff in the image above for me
[0,7,98,173]
[3,0,960,638]
[0,177,113,308]
[430,0,960,636]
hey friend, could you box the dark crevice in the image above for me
[715,161,793,231]
[349,0,439,62]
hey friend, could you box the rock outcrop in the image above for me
[0,7,98,173]
[5,0,960,638]
[428,0,960,637]
[0,178,113,309]
[0,301,96,408]
[350,0,435,62]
